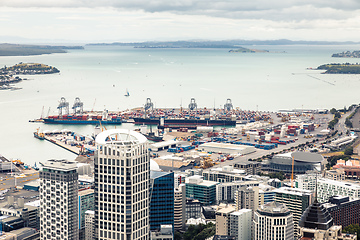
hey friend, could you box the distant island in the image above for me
[229,47,268,53]
[0,44,83,56]
[87,39,360,48]
[317,63,360,74]
[332,51,360,58]
[0,63,60,89]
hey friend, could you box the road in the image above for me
[0,172,39,191]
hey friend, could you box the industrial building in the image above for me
[262,152,323,174]
[199,142,256,155]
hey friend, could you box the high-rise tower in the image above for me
[94,129,150,240]
[39,159,79,240]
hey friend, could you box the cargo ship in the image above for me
[43,114,122,125]
[133,117,236,128]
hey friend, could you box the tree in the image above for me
[334,112,341,119]
[343,224,360,239]
[330,108,337,114]
[344,146,354,156]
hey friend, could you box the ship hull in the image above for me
[43,119,122,125]
[133,117,236,127]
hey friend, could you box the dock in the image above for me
[40,130,96,156]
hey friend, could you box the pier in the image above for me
[40,130,96,156]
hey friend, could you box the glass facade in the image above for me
[150,171,174,231]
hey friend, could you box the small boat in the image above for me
[124,89,130,97]
[33,128,45,140]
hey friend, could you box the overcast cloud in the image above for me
[0,0,360,42]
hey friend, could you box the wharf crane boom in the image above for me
[188,98,197,111]
[72,97,84,114]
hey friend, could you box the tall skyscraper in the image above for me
[174,184,186,231]
[39,159,79,240]
[253,202,294,240]
[150,171,174,231]
[94,129,150,240]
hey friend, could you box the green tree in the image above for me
[343,224,360,239]
[334,112,341,118]
[330,108,337,114]
[344,146,354,156]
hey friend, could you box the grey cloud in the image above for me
[1,0,359,21]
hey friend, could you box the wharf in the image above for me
[40,130,96,156]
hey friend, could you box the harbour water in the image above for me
[1,44,360,165]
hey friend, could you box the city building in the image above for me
[0,196,39,230]
[253,202,294,240]
[230,209,252,240]
[39,159,79,240]
[94,129,150,240]
[85,210,95,240]
[234,187,256,212]
[262,152,322,174]
[174,173,186,188]
[150,225,173,240]
[202,166,245,183]
[325,169,345,181]
[215,204,235,236]
[199,142,256,155]
[174,184,186,230]
[185,198,203,220]
[150,171,174,231]
[322,196,360,227]
[233,159,260,175]
[295,173,317,191]
[274,187,312,230]
[216,181,259,204]
[185,175,218,205]
[78,189,94,240]
[333,159,360,179]
[258,184,276,204]
[298,198,356,240]
[317,178,360,203]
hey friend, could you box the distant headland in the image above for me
[316,63,360,74]
[229,47,268,53]
[332,51,360,58]
[0,44,83,56]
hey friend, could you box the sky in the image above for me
[1,0,360,43]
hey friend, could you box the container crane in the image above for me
[224,98,233,112]
[188,98,197,111]
[144,98,154,111]
[57,97,69,117]
[72,97,84,114]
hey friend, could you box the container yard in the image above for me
[34,129,96,157]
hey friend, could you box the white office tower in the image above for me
[253,202,294,240]
[39,159,79,240]
[230,209,252,240]
[85,210,95,240]
[94,129,150,240]
[174,184,186,230]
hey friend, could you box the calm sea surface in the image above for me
[1,44,360,165]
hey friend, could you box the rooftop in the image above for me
[42,159,77,171]
[274,187,312,196]
[258,201,291,215]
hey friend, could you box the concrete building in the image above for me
[39,159,79,240]
[174,184,186,230]
[85,210,95,240]
[299,198,356,240]
[262,152,322,174]
[94,129,150,240]
[0,196,39,230]
[199,142,256,155]
[185,198,202,220]
[234,187,256,212]
[150,171,174,231]
[325,169,345,181]
[233,160,260,175]
[215,205,235,236]
[274,187,312,229]
[185,175,218,205]
[317,178,360,203]
[202,166,245,183]
[253,202,294,240]
[150,225,173,240]
[216,181,259,204]
[174,173,186,188]
[322,196,360,227]
[78,189,94,240]
[295,173,317,191]
[230,209,252,240]
[258,184,276,204]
